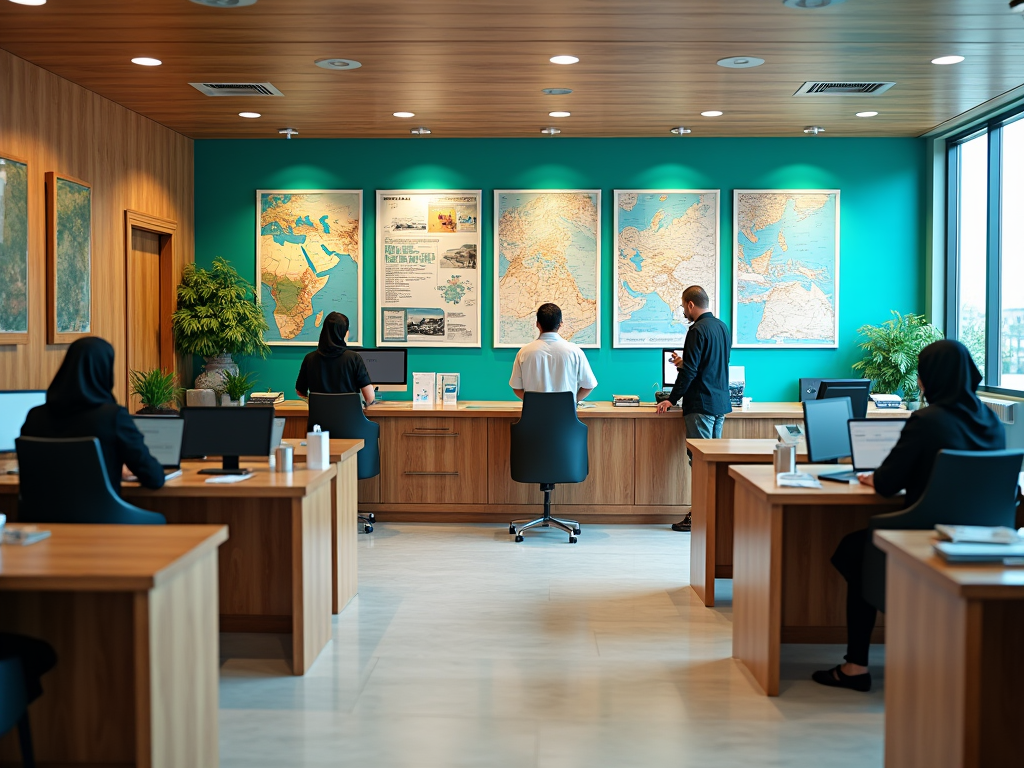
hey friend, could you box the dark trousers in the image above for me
[0,633,57,703]
[830,529,877,667]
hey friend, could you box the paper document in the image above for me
[776,472,822,488]
[205,474,253,484]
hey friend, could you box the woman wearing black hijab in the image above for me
[21,337,166,491]
[295,312,374,404]
[813,340,1005,692]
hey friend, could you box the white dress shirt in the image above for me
[509,332,598,395]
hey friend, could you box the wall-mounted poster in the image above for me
[732,189,840,349]
[613,190,720,348]
[376,190,481,347]
[0,155,29,344]
[45,171,91,344]
[494,190,601,348]
[257,190,362,346]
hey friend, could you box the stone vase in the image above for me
[194,353,238,394]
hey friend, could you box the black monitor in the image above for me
[816,379,871,419]
[180,406,275,475]
[802,397,854,463]
[0,391,46,452]
[353,348,407,392]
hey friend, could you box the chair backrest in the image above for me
[0,657,27,738]
[15,437,166,525]
[510,391,588,485]
[307,393,380,480]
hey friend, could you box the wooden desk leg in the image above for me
[291,484,333,675]
[333,455,359,614]
[690,455,716,606]
[732,485,782,696]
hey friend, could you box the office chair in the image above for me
[509,391,589,543]
[0,656,36,768]
[862,449,1024,612]
[15,437,166,525]
[308,393,380,533]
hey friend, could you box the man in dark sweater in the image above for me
[656,285,732,532]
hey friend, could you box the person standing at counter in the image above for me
[656,286,732,532]
[295,312,375,405]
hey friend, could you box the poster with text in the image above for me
[376,190,482,347]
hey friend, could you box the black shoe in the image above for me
[812,665,872,692]
[671,514,692,532]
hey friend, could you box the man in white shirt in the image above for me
[509,303,598,401]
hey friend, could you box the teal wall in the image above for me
[194,137,926,402]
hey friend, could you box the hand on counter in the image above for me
[656,400,674,414]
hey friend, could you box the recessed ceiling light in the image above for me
[701,110,724,117]
[239,112,261,119]
[717,56,765,69]
[549,111,571,118]
[782,0,845,7]
[314,58,362,71]
[542,88,573,96]
[410,127,431,135]
[393,111,415,118]
[804,126,826,135]
[189,0,257,6]
[670,127,692,135]
[541,127,562,135]
[550,55,579,65]
[8,0,47,6]
[932,55,966,65]
[855,111,879,117]
[131,57,162,67]
[278,128,299,139]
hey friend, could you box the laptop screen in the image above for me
[848,419,907,472]
[132,416,185,468]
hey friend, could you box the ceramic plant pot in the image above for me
[195,353,238,393]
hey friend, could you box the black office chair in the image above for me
[862,449,1024,612]
[15,437,166,525]
[308,393,380,533]
[0,656,35,768]
[509,391,589,543]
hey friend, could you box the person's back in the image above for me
[295,312,375,404]
[509,303,598,399]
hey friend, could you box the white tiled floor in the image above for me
[219,524,885,767]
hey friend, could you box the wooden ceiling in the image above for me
[1,0,1023,139]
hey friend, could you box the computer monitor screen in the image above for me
[662,349,683,390]
[132,416,184,468]
[849,419,907,472]
[802,397,854,463]
[353,348,407,391]
[816,379,871,419]
[180,407,274,471]
[0,391,46,452]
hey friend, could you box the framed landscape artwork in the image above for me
[0,154,29,344]
[46,171,92,344]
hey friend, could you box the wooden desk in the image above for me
[125,464,337,675]
[728,464,903,696]
[875,530,1024,768]
[0,524,227,767]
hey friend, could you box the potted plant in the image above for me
[129,369,180,414]
[852,311,944,410]
[220,370,258,407]
[171,257,270,391]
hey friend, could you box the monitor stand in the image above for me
[198,456,252,476]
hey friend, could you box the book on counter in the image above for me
[612,394,640,407]
[934,540,1024,563]
[869,393,903,409]
[936,525,1023,545]
[248,391,284,405]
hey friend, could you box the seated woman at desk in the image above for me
[295,312,375,405]
[21,337,166,490]
[813,340,1005,692]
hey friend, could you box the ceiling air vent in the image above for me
[794,81,895,96]
[189,82,284,97]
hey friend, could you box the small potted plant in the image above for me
[129,369,180,414]
[852,311,944,410]
[220,370,258,407]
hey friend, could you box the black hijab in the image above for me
[46,337,116,415]
[317,312,349,358]
[917,340,993,431]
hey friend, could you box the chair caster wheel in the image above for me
[514,535,524,543]
[569,536,578,544]
[364,525,373,533]
[368,513,376,523]
[573,527,581,535]
[509,525,517,535]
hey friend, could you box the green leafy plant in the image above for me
[172,257,271,359]
[129,369,180,412]
[852,311,944,402]
[221,369,258,402]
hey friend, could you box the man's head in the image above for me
[536,303,563,333]
[680,285,710,322]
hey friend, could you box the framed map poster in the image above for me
[732,189,840,349]
[257,190,362,346]
[45,171,92,344]
[494,190,601,349]
[376,190,482,347]
[0,155,29,344]
[613,190,720,348]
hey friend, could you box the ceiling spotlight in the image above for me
[393,111,415,118]
[782,0,845,7]
[8,0,47,6]
[855,111,879,117]
[314,58,361,70]
[550,55,579,65]
[670,127,692,135]
[932,55,966,65]
[410,127,431,135]
[189,0,257,6]
[549,111,571,118]
[803,126,826,135]
[541,127,562,135]
[701,110,724,117]
[278,128,299,139]
[542,88,573,95]
[131,57,162,66]
[239,112,261,118]
[716,56,765,69]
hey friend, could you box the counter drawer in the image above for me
[380,418,487,504]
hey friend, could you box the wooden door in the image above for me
[126,228,162,412]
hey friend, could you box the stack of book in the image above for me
[612,394,640,407]
[933,525,1024,563]
[248,391,284,406]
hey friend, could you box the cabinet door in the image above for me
[634,418,690,505]
[723,418,803,439]
[381,418,487,503]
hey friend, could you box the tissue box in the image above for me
[306,428,331,470]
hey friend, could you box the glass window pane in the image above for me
[956,133,988,377]
[1000,117,1024,390]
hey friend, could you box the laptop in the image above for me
[131,416,185,480]
[820,418,907,483]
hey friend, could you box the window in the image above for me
[1000,117,1024,390]
[953,133,988,376]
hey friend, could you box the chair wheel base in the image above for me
[363,524,373,533]
[509,524,517,535]
[514,535,524,542]
[573,526,581,535]
[569,536,578,544]
[367,513,376,523]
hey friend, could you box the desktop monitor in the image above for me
[816,379,871,419]
[662,349,683,390]
[802,396,854,463]
[353,348,407,393]
[0,391,46,452]
[131,416,185,468]
[180,406,275,474]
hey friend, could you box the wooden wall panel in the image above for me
[0,48,193,402]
